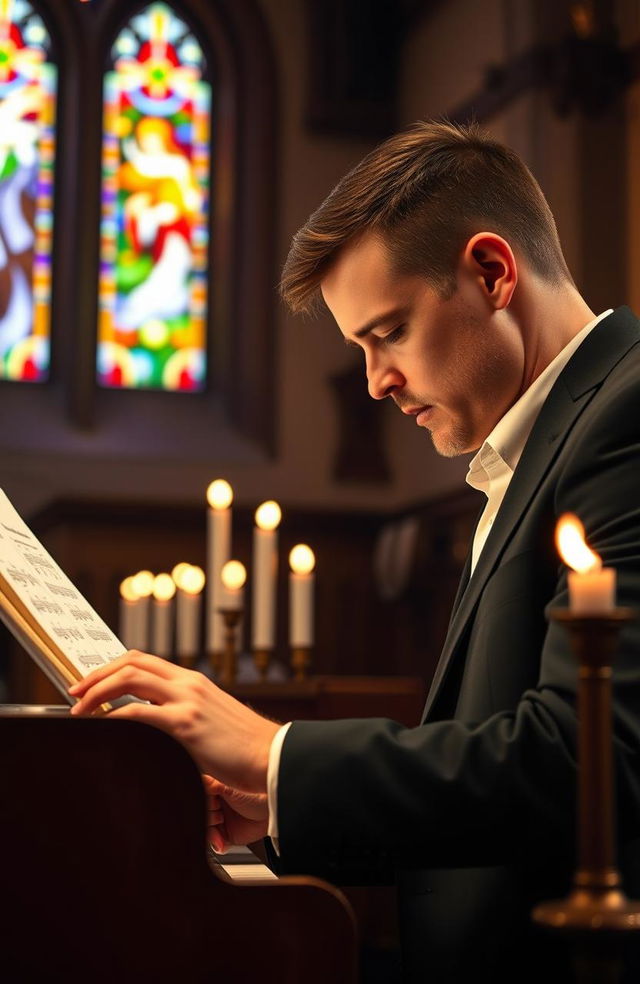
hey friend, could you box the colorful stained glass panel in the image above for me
[0,0,56,384]
[98,2,211,392]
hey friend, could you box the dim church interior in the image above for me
[1,0,640,980]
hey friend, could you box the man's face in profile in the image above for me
[321,233,523,457]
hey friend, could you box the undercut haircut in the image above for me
[280,120,573,314]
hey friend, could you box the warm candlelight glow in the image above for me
[207,479,233,510]
[171,562,192,589]
[153,573,176,602]
[120,576,138,602]
[132,569,155,598]
[255,500,282,531]
[289,544,315,574]
[556,514,601,573]
[182,565,205,595]
[221,560,247,592]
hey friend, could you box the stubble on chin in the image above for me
[422,416,473,459]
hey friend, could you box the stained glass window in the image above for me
[98,2,211,392]
[0,0,56,384]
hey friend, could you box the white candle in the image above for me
[567,568,616,613]
[152,573,176,658]
[252,500,281,649]
[118,576,138,650]
[289,544,315,647]
[175,565,205,659]
[131,570,154,650]
[206,480,233,654]
[221,560,247,610]
[556,514,616,613]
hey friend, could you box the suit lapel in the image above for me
[421,306,640,722]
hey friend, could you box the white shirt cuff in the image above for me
[267,721,292,856]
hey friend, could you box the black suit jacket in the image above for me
[273,307,640,982]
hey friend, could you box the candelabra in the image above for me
[177,654,198,671]
[253,648,272,680]
[208,649,223,679]
[533,609,640,938]
[217,608,243,689]
[291,646,312,682]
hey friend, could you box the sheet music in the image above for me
[0,489,126,676]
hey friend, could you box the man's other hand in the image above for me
[204,775,269,853]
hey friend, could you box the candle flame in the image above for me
[131,569,155,598]
[181,565,205,595]
[255,500,281,531]
[556,514,601,573]
[207,478,233,510]
[289,544,315,574]
[153,572,176,602]
[120,576,138,602]
[221,559,247,591]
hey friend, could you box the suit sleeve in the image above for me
[274,360,640,886]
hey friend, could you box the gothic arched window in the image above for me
[0,0,276,461]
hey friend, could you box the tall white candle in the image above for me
[289,544,315,647]
[175,565,205,660]
[119,576,138,650]
[152,573,176,658]
[556,514,616,613]
[252,500,281,650]
[206,479,233,655]
[131,570,154,651]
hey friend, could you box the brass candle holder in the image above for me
[208,649,223,679]
[533,608,640,933]
[291,646,312,682]
[217,608,243,689]
[177,654,198,671]
[253,648,272,681]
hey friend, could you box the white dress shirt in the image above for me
[267,309,612,849]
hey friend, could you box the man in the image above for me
[70,122,640,982]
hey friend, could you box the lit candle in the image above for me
[556,514,616,613]
[174,564,205,660]
[221,560,247,611]
[289,544,315,647]
[119,576,138,650]
[131,569,154,650]
[206,479,233,656]
[152,573,176,658]
[252,500,281,650]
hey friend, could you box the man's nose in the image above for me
[366,359,405,400]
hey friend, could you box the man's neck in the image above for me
[511,282,597,394]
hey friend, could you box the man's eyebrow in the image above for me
[344,307,410,345]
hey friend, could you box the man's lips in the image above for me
[415,407,433,426]
[400,405,434,425]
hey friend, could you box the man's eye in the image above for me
[384,325,406,345]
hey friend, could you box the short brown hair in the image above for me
[280,120,572,314]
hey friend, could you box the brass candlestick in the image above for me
[533,608,640,933]
[291,646,312,682]
[253,648,272,680]
[208,649,223,679]
[177,654,198,670]
[217,609,243,689]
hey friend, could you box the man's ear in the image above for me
[461,233,517,310]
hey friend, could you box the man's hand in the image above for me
[204,775,269,853]
[69,651,280,793]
